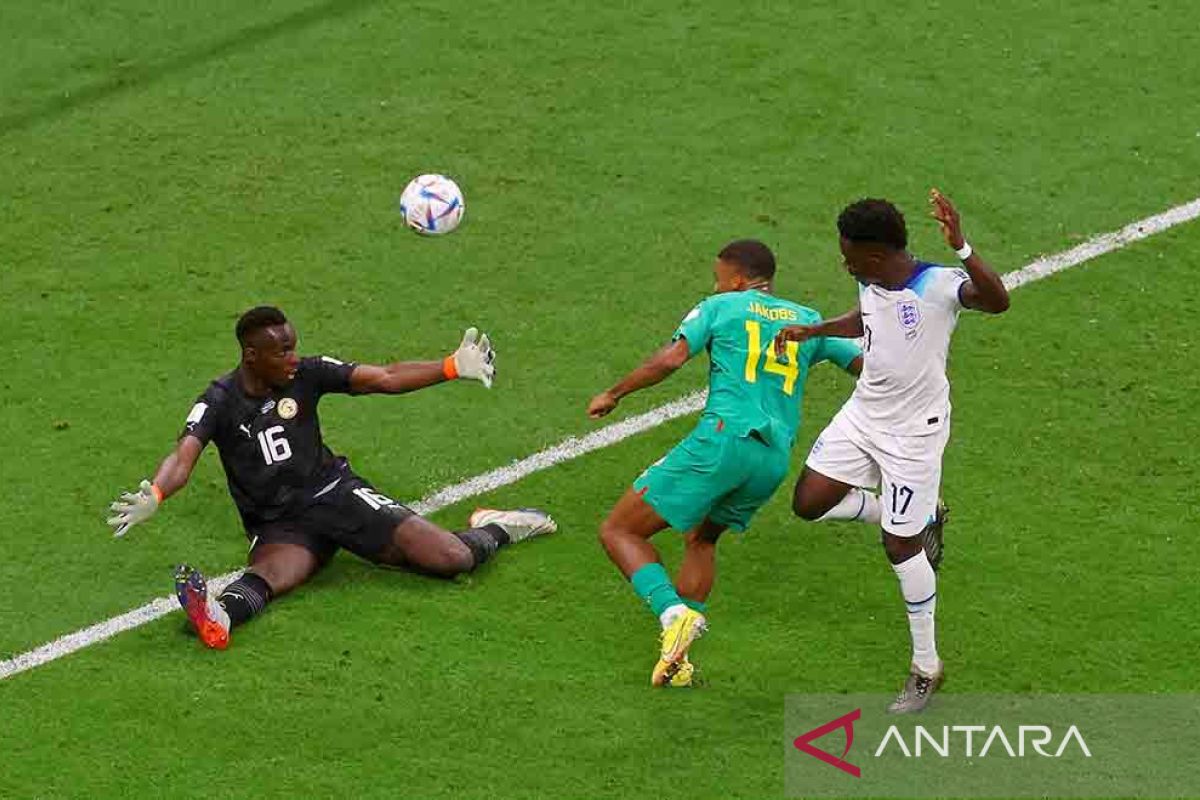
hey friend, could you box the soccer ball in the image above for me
[399,174,465,235]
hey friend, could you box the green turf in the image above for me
[2,1,1198,797]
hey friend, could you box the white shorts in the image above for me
[806,408,950,537]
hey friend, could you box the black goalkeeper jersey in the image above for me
[182,356,358,525]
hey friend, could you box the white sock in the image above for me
[891,550,940,674]
[206,593,231,629]
[817,488,882,524]
[659,603,688,630]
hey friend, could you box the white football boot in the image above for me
[468,508,557,543]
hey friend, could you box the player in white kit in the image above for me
[776,190,1010,713]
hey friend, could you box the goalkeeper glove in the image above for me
[107,479,162,537]
[444,327,495,388]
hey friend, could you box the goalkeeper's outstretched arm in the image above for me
[349,327,496,394]
[106,435,204,537]
[152,435,205,500]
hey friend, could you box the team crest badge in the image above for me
[277,398,298,420]
[897,300,921,336]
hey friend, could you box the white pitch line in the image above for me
[2,196,1198,682]
[0,391,707,681]
[1002,198,1200,290]
[409,389,707,516]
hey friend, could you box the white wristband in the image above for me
[954,242,973,260]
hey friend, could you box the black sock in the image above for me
[454,524,510,568]
[482,522,510,547]
[218,572,274,627]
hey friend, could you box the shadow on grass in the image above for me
[0,0,378,136]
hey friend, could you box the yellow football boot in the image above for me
[651,608,706,686]
[664,656,695,687]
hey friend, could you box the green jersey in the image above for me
[673,289,860,450]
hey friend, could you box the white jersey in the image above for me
[841,262,969,436]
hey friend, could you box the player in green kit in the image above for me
[588,240,862,686]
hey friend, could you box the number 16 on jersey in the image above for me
[257,426,293,465]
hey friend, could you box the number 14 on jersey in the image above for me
[744,320,799,395]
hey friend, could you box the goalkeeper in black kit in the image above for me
[106,306,556,649]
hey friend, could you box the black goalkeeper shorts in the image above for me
[244,473,415,563]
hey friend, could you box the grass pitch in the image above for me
[2,1,1198,797]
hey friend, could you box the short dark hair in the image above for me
[236,306,288,346]
[837,199,907,250]
[717,239,776,280]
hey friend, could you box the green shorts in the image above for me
[633,415,790,533]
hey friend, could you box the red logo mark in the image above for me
[793,709,861,778]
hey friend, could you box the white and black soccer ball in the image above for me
[399,174,465,235]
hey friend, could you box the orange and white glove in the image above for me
[443,327,495,388]
[106,479,162,537]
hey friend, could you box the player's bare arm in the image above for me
[152,435,206,499]
[588,337,691,419]
[106,435,205,537]
[929,188,1010,314]
[774,307,864,356]
[350,361,452,394]
[349,327,496,393]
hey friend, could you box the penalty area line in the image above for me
[2,195,1198,682]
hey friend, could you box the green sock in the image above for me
[630,563,684,617]
[682,597,707,613]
